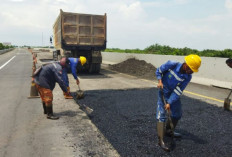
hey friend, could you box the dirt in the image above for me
[109,58,157,80]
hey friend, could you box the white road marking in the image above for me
[0,56,16,70]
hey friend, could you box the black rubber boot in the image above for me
[42,102,47,114]
[46,106,59,120]
[157,121,170,152]
[166,118,182,138]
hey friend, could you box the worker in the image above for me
[61,56,87,99]
[155,54,201,151]
[34,60,71,120]
[226,58,232,68]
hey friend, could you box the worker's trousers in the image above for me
[35,84,53,106]
[156,89,182,122]
[62,68,69,87]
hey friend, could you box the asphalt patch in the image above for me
[77,88,232,157]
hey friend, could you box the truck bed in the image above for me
[53,9,107,50]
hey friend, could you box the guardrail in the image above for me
[102,52,232,89]
[0,48,14,55]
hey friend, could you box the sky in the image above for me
[0,0,232,51]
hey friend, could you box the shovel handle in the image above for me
[160,88,174,130]
[78,84,81,91]
[227,88,232,99]
[160,88,169,107]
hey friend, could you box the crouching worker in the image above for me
[61,56,87,99]
[34,61,70,120]
[155,54,201,151]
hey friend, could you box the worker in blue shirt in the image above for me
[155,54,201,151]
[61,56,87,99]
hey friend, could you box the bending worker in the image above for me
[155,54,201,151]
[34,60,71,120]
[61,56,87,99]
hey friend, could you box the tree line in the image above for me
[104,43,232,58]
[0,43,14,50]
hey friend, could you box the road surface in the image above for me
[0,48,231,157]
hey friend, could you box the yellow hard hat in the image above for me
[184,54,201,72]
[80,56,87,66]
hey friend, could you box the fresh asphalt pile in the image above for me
[77,59,232,157]
[109,58,157,80]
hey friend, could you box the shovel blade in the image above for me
[79,104,93,115]
[76,90,84,99]
[224,98,231,111]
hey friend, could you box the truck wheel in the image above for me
[57,54,62,61]
[89,63,95,73]
[53,51,58,61]
[89,63,101,73]
[95,63,101,73]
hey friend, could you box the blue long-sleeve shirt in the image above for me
[62,58,79,87]
[155,60,192,105]
[34,62,67,92]
[68,58,79,80]
[62,57,78,87]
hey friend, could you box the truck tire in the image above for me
[57,54,62,61]
[53,51,58,61]
[88,63,95,73]
[95,63,101,73]
[89,63,101,73]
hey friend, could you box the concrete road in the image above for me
[0,48,231,157]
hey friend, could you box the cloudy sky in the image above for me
[0,0,232,50]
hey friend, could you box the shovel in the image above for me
[160,89,175,147]
[224,88,232,111]
[76,84,93,115]
[76,84,84,99]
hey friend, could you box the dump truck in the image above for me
[52,9,107,73]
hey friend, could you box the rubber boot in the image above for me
[63,87,69,96]
[46,106,59,120]
[157,121,170,152]
[166,118,182,138]
[64,92,73,99]
[63,86,69,96]
[42,102,47,114]
[64,87,73,99]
